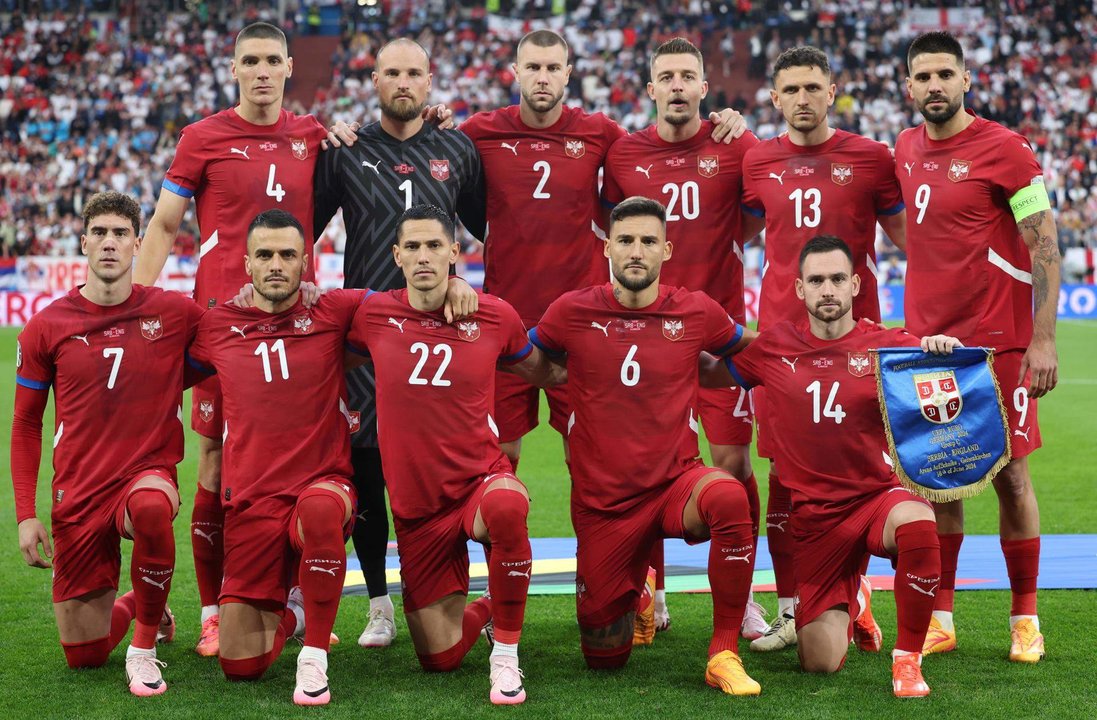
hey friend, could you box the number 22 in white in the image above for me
[409,342,452,386]
[806,380,845,424]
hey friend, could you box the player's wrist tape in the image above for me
[1009,183,1050,222]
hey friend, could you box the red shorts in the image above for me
[393,473,520,613]
[493,370,570,442]
[793,487,930,628]
[191,374,222,440]
[993,349,1041,459]
[220,478,356,606]
[752,386,776,459]
[698,385,754,446]
[51,468,177,603]
[573,464,716,627]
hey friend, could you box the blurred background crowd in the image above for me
[1,0,1094,282]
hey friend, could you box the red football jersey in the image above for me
[162,108,327,307]
[461,105,627,326]
[602,122,759,322]
[895,114,1043,351]
[14,286,203,523]
[346,290,531,521]
[186,290,365,512]
[727,319,919,509]
[530,284,743,514]
[741,130,904,329]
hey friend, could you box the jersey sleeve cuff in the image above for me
[500,341,534,366]
[723,357,753,389]
[185,352,215,375]
[876,201,905,217]
[161,178,195,199]
[709,323,745,357]
[528,327,565,359]
[15,375,49,391]
[742,204,765,218]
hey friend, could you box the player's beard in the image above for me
[787,108,824,133]
[808,297,851,323]
[662,96,696,126]
[256,275,301,304]
[918,93,962,125]
[521,86,564,114]
[613,263,658,293]
[381,95,426,123]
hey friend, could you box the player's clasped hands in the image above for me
[920,334,963,355]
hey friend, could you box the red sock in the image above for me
[1001,536,1040,616]
[480,489,531,645]
[893,520,941,653]
[766,472,796,600]
[649,539,666,592]
[296,493,347,650]
[128,489,175,649]
[742,473,760,541]
[220,609,296,680]
[697,480,753,656]
[935,532,963,612]
[62,637,112,668]
[582,643,631,669]
[109,591,137,648]
[192,485,224,607]
[462,595,492,654]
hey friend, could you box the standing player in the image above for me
[896,31,1060,662]
[602,37,765,641]
[135,22,330,656]
[186,210,361,706]
[346,205,562,704]
[713,235,950,697]
[740,46,907,652]
[12,192,203,696]
[530,197,761,696]
[313,38,483,648]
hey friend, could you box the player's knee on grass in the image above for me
[220,653,275,681]
[580,613,635,669]
[416,643,466,672]
[797,609,850,673]
[61,637,111,669]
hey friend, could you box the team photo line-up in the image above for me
[11,20,1059,708]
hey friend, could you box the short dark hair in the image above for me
[235,22,287,55]
[83,191,141,236]
[610,196,666,227]
[907,31,964,71]
[650,37,704,74]
[247,209,304,247]
[772,46,830,85]
[396,204,455,242]
[516,29,568,58]
[799,235,853,272]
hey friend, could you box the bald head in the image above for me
[376,38,430,70]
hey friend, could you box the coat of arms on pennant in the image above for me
[913,370,963,423]
[140,316,163,341]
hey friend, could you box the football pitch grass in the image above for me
[1,322,1095,719]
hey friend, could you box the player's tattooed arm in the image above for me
[1017,209,1060,398]
[505,346,567,387]
[579,614,635,650]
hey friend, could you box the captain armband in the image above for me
[1008,181,1051,223]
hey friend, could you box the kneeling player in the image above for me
[12,192,203,695]
[346,205,562,704]
[530,197,761,695]
[186,210,365,706]
[714,235,953,697]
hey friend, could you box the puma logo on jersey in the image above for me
[361,159,381,174]
[230,146,250,160]
[635,164,653,179]
[768,171,786,186]
[69,334,89,346]
[908,582,938,597]
[140,576,168,591]
[725,552,753,563]
[388,317,406,333]
[500,141,520,155]
[229,325,248,338]
[781,356,798,372]
[1014,427,1030,441]
[590,321,610,337]
[766,520,788,532]
[309,566,338,576]
[903,162,914,176]
[507,569,531,579]
[193,528,220,545]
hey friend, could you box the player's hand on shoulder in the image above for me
[301,281,323,308]
[1020,337,1058,399]
[444,277,479,323]
[709,108,748,144]
[18,518,52,568]
[920,334,963,355]
[322,120,361,150]
[423,103,455,130]
[227,283,256,308]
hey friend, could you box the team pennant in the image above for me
[875,347,1010,502]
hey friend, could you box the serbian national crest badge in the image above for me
[698,156,719,178]
[662,319,684,341]
[140,316,163,341]
[914,370,962,424]
[291,138,308,160]
[457,321,480,342]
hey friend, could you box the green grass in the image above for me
[1,323,1096,718]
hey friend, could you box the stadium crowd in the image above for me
[1,0,1095,260]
